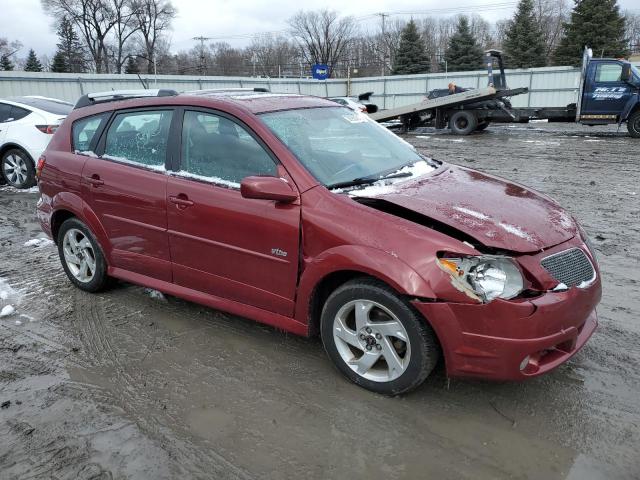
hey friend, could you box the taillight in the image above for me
[35,125,58,134]
[36,155,46,179]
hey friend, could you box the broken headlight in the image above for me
[437,255,524,303]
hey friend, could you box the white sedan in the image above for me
[0,96,73,189]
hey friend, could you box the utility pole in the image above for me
[377,13,389,77]
[193,36,212,76]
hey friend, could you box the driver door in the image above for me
[582,61,633,119]
[167,109,301,316]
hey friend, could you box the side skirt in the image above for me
[108,266,309,337]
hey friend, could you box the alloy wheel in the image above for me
[62,228,97,283]
[3,153,29,187]
[332,299,411,382]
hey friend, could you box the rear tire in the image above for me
[320,278,440,395]
[57,218,111,293]
[449,111,478,135]
[627,111,640,138]
[1,148,36,189]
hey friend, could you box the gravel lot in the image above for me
[0,122,638,479]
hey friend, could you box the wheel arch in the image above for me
[295,245,438,336]
[0,142,34,162]
[49,194,110,257]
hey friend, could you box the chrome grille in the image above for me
[541,248,595,287]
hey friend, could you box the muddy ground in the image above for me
[0,122,638,479]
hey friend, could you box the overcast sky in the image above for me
[1,0,638,59]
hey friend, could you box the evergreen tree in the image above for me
[54,16,86,73]
[50,51,69,73]
[24,49,43,72]
[444,16,484,72]
[553,0,628,66]
[392,19,430,75]
[503,0,547,68]
[0,54,14,71]
[125,56,140,74]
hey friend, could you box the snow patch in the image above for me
[0,278,22,319]
[170,170,240,189]
[348,160,436,198]
[145,288,166,301]
[0,185,39,193]
[454,206,490,221]
[553,283,568,292]
[24,237,54,248]
[76,150,100,158]
[499,222,533,241]
[102,154,166,172]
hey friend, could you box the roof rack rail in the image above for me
[74,88,178,109]
[186,87,270,95]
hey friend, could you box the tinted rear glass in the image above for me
[9,106,30,121]
[8,97,73,115]
[73,113,110,152]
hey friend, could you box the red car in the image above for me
[36,89,601,395]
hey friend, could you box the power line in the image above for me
[180,2,519,44]
[193,36,212,75]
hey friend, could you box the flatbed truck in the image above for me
[371,48,640,138]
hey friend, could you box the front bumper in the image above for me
[412,282,600,380]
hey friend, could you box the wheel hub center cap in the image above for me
[364,335,376,348]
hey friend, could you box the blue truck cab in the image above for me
[577,47,640,137]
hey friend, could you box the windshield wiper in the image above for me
[327,171,412,190]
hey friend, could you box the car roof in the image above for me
[72,90,339,117]
[180,91,338,114]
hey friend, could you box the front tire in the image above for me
[320,278,440,395]
[627,111,640,138]
[1,148,36,189]
[449,110,478,135]
[57,218,110,293]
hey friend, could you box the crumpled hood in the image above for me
[356,165,577,253]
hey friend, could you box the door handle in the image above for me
[169,195,194,208]
[85,175,104,187]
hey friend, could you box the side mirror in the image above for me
[621,64,631,83]
[240,176,298,203]
[364,103,378,114]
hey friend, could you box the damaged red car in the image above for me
[36,89,601,395]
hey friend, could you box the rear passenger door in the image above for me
[81,108,175,282]
[166,109,301,316]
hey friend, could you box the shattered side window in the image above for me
[104,110,173,169]
[72,113,109,152]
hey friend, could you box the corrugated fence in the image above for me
[0,65,611,109]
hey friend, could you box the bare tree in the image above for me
[133,0,176,74]
[0,38,22,59]
[109,0,141,73]
[288,9,357,77]
[469,14,494,49]
[533,0,569,62]
[248,34,299,77]
[625,11,640,54]
[41,0,118,72]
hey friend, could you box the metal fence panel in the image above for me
[2,64,623,111]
